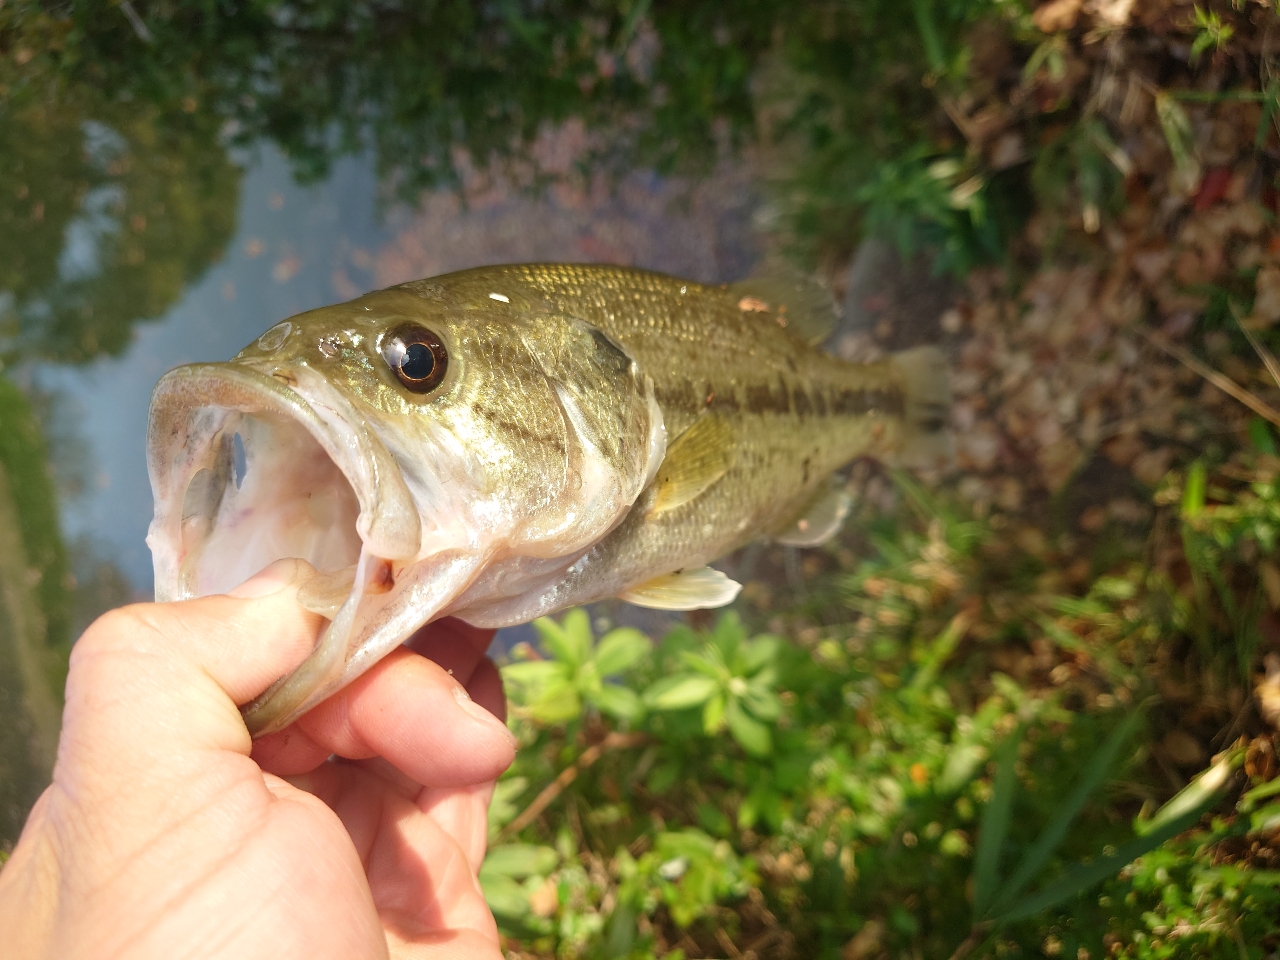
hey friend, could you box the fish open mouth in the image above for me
[159,398,365,601]
[147,363,479,736]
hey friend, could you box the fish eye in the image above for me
[381,324,448,394]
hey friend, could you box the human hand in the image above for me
[0,559,516,960]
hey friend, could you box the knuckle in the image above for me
[72,603,167,666]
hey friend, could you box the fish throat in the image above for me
[146,363,479,737]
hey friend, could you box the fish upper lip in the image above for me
[147,361,422,600]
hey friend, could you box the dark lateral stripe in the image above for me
[657,378,906,420]
[745,383,782,415]
[831,386,905,416]
[792,387,813,418]
[655,381,699,411]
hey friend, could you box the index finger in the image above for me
[404,618,496,685]
[252,644,515,787]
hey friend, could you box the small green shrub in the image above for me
[489,475,1273,958]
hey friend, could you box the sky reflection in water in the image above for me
[48,138,759,595]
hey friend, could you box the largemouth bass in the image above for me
[147,264,948,736]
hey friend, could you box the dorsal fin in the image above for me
[728,267,838,345]
[772,480,853,547]
[618,567,742,610]
[647,413,734,516]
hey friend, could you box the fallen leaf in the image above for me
[1255,266,1280,324]
[528,877,559,918]
[1032,0,1082,33]
[1161,729,1206,767]
[843,919,885,960]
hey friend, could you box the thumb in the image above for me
[57,559,326,784]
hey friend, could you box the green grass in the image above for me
[489,469,1280,958]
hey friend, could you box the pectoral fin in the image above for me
[772,480,853,547]
[618,567,742,610]
[647,413,734,516]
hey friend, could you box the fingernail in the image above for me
[229,558,311,599]
[452,684,517,746]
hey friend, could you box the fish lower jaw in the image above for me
[238,546,389,736]
[148,362,421,603]
[146,362,457,735]
[242,546,489,737]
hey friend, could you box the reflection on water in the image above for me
[1,4,854,847]
[40,147,403,592]
[46,136,760,595]
[1,98,239,365]
[0,109,762,848]
[0,379,66,843]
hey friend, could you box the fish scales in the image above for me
[146,263,947,734]
[457,264,915,615]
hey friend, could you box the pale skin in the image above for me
[0,558,516,960]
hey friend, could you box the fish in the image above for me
[146,264,949,736]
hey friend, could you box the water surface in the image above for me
[1,119,761,847]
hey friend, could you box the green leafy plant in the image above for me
[1190,6,1235,62]
[1031,116,1130,237]
[483,463,1274,957]
[480,843,560,922]
[502,610,651,724]
[642,613,782,756]
[966,714,1231,943]
[615,828,755,930]
[1174,459,1272,678]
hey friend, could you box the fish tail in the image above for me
[888,345,952,470]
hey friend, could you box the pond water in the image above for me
[0,118,763,846]
[50,141,762,592]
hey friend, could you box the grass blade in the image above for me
[1181,460,1207,520]
[909,610,974,691]
[891,469,939,521]
[1140,749,1240,835]
[1235,315,1280,392]
[988,710,1143,914]
[1139,327,1280,428]
[909,0,946,74]
[991,806,1205,925]
[972,726,1021,920]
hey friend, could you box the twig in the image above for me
[939,95,979,143]
[1234,317,1280,392]
[677,933,701,957]
[714,927,744,959]
[948,923,993,960]
[120,1,153,42]
[740,927,782,957]
[1138,327,1280,428]
[500,731,650,840]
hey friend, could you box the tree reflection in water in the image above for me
[0,0,959,849]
